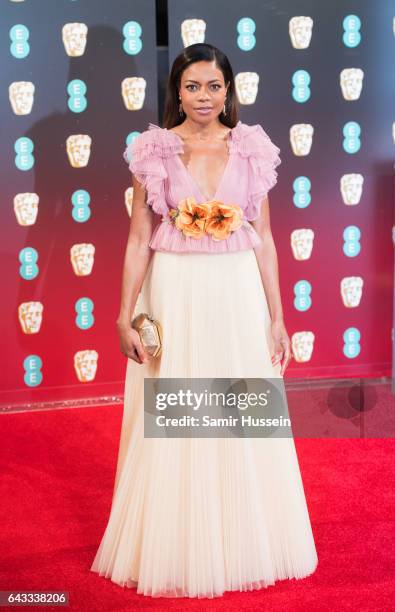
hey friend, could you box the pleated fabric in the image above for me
[90,249,318,598]
[122,121,281,253]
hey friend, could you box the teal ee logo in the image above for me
[23,355,43,387]
[124,131,141,163]
[237,17,256,51]
[71,189,91,222]
[67,79,87,113]
[294,280,312,311]
[293,176,311,208]
[292,70,311,103]
[343,121,361,153]
[19,247,38,279]
[123,21,142,55]
[343,225,361,257]
[10,24,30,58]
[75,297,94,329]
[343,327,361,358]
[15,137,34,170]
[343,15,361,48]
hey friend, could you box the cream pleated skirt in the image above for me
[90,248,318,598]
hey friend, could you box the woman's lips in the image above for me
[195,107,213,114]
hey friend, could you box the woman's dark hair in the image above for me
[162,43,239,129]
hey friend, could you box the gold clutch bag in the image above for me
[131,312,163,358]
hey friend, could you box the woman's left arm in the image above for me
[251,196,293,375]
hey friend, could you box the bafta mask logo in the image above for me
[62,23,88,57]
[289,16,314,49]
[291,229,314,260]
[122,77,146,110]
[290,124,314,156]
[340,174,364,206]
[74,350,98,382]
[235,72,259,105]
[340,68,364,101]
[70,243,95,276]
[292,331,315,363]
[125,187,133,217]
[181,19,206,46]
[14,193,39,226]
[18,302,44,334]
[340,277,364,308]
[66,134,91,168]
[9,81,35,115]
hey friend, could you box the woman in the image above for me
[90,43,318,598]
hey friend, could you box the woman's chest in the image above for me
[163,153,249,208]
[177,144,229,201]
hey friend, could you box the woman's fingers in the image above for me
[280,344,292,375]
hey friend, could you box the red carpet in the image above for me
[0,405,393,611]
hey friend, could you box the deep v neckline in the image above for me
[170,126,234,202]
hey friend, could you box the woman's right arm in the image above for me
[116,174,155,364]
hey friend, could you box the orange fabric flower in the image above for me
[168,197,244,240]
[205,201,244,241]
[169,196,211,239]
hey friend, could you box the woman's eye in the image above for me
[185,84,221,91]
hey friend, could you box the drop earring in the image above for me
[178,96,184,116]
[222,98,227,116]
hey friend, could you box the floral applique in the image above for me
[164,196,244,241]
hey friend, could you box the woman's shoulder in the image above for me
[140,122,184,147]
[123,122,183,166]
[230,120,281,158]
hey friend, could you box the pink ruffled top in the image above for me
[123,120,281,254]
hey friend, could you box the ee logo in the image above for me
[19,247,39,279]
[343,121,361,154]
[67,80,87,113]
[343,225,361,257]
[237,18,256,51]
[15,137,34,171]
[292,70,311,103]
[293,176,312,209]
[343,327,361,358]
[71,189,91,222]
[10,24,30,58]
[343,15,361,48]
[75,298,94,330]
[23,355,43,387]
[123,21,142,55]
[294,280,312,312]
[124,131,141,163]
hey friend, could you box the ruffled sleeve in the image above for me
[123,123,183,217]
[231,122,281,220]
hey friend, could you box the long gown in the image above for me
[90,120,318,598]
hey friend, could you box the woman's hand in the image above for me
[116,321,150,365]
[270,319,293,375]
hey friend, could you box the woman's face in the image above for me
[178,60,229,123]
